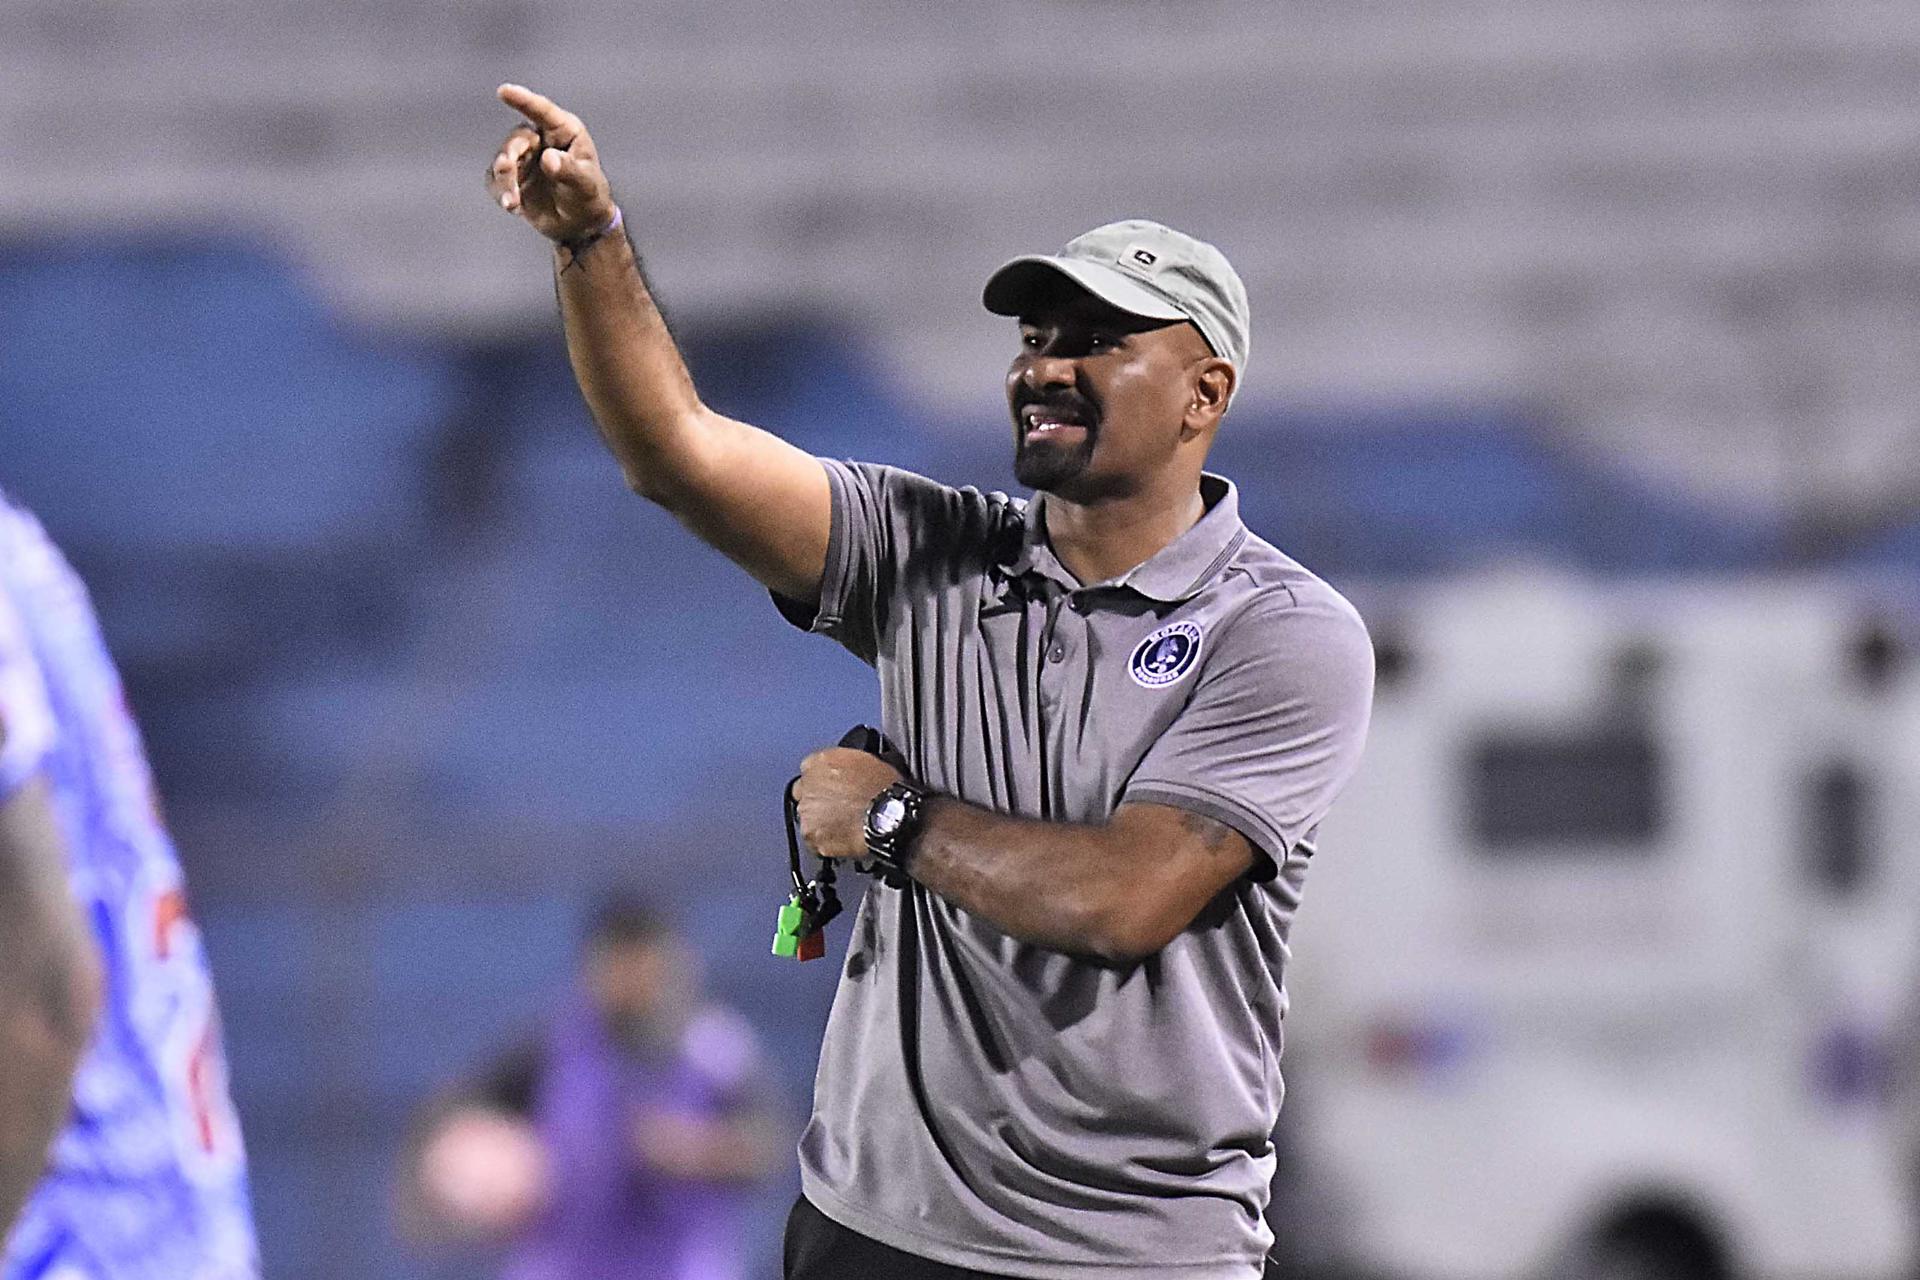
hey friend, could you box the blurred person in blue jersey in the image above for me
[0,491,258,1280]
[399,892,785,1280]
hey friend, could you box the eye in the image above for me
[1020,332,1043,350]
[1088,333,1118,352]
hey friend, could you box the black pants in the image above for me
[782,1196,1285,1279]
[785,1196,1018,1279]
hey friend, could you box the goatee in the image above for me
[1014,431,1096,492]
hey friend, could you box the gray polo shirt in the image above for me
[779,461,1373,1278]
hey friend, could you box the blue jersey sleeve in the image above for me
[0,581,56,799]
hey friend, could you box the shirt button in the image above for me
[1070,598,1088,614]
[1048,645,1066,662]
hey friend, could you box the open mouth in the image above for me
[1020,403,1094,443]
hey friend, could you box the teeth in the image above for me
[1024,407,1081,429]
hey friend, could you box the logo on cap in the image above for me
[1129,621,1204,688]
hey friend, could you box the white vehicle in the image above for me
[1283,572,1920,1280]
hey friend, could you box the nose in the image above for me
[1017,347,1076,395]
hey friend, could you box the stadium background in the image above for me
[3,1,1918,1276]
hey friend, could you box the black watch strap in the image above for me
[863,780,927,879]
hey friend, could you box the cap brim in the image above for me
[982,257,1189,324]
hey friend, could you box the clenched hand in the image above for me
[792,748,904,861]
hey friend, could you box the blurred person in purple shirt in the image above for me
[400,892,786,1280]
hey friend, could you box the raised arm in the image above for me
[0,773,101,1239]
[488,84,831,605]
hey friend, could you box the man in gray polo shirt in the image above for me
[487,85,1374,1280]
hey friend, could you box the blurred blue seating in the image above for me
[0,237,458,552]
[0,236,460,715]
[1847,517,1920,573]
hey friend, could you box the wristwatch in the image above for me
[862,780,928,878]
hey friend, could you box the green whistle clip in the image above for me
[772,896,808,958]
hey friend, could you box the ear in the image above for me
[1180,359,1236,440]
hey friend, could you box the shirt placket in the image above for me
[1036,587,1093,816]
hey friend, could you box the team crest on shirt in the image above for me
[1129,621,1204,688]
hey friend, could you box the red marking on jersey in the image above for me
[188,1023,218,1153]
[153,888,190,960]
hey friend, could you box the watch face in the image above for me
[870,796,909,838]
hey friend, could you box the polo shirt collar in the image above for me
[1005,473,1247,604]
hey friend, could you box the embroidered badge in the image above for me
[1129,621,1204,688]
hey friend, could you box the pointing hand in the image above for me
[487,83,618,246]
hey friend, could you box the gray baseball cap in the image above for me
[982,219,1251,378]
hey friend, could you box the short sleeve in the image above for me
[1122,588,1374,881]
[0,586,56,800]
[772,459,1017,666]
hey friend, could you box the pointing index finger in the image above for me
[496,83,578,146]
